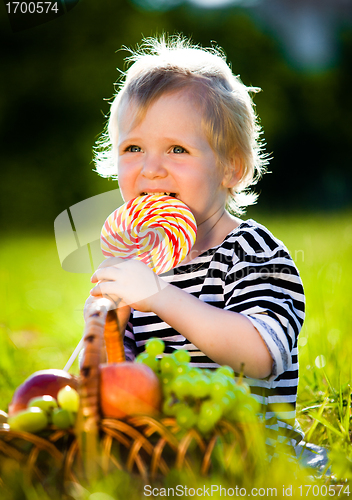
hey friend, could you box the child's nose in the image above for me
[141,154,167,179]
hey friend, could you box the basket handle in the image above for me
[79,298,125,426]
[103,304,126,364]
[77,298,125,479]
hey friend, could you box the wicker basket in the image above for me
[0,299,263,490]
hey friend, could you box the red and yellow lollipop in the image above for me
[100,195,197,274]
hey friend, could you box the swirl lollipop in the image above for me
[100,195,197,274]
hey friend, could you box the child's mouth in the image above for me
[140,192,177,198]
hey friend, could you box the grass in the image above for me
[0,234,89,405]
[1,209,352,496]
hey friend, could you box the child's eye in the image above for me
[172,146,187,154]
[126,145,141,153]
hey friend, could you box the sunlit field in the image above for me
[1,210,352,497]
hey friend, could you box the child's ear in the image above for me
[222,155,243,188]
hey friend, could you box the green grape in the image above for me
[226,377,236,391]
[190,375,210,398]
[230,403,257,423]
[199,400,222,425]
[175,363,190,376]
[162,396,177,416]
[173,350,191,364]
[160,373,174,395]
[197,417,215,434]
[245,394,261,414]
[144,355,160,372]
[145,338,165,357]
[232,385,253,406]
[172,375,193,398]
[188,367,203,378]
[209,374,228,401]
[170,352,182,365]
[225,389,236,404]
[136,352,149,363]
[168,401,188,418]
[217,394,232,413]
[236,381,251,394]
[8,407,48,433]
[57,385,80,413]
[28,395,58,417]
[221,391,236,415]
[160,373,174,386]
[176,406,197,430]
[216,365,235,378]
[160,355,178,375]
[136,352,159,372]
[52,408,75,429]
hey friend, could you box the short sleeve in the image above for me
[223,224,305,380]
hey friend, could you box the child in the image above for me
[88,36,305,455]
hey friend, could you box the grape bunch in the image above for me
[7,385,80,434]
[136,338,261,435]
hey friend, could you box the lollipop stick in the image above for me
[63,337,84,372]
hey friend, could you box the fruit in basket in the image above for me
[8,369,78,416]
[52,408,76,429]
[28,395,58,416]
[145,337,165,357]
[57,385,79,413]
[135,339,261,435]
[7,407,48,433]
[99,362,162,419]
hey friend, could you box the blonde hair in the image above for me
[94,35,269,215]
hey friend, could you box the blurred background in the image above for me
[1,0,351,232]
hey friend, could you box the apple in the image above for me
[8,369,78,416]
[99,362,162,419]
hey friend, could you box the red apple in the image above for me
[8,369,78,416]
[99,362,162,419]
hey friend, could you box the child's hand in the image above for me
[90,257,168,312]
[84,293,132,335]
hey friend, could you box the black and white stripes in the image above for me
[124,219,305,451]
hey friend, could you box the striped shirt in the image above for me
[124,219,305,451]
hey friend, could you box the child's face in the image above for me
[115,91,232,224]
